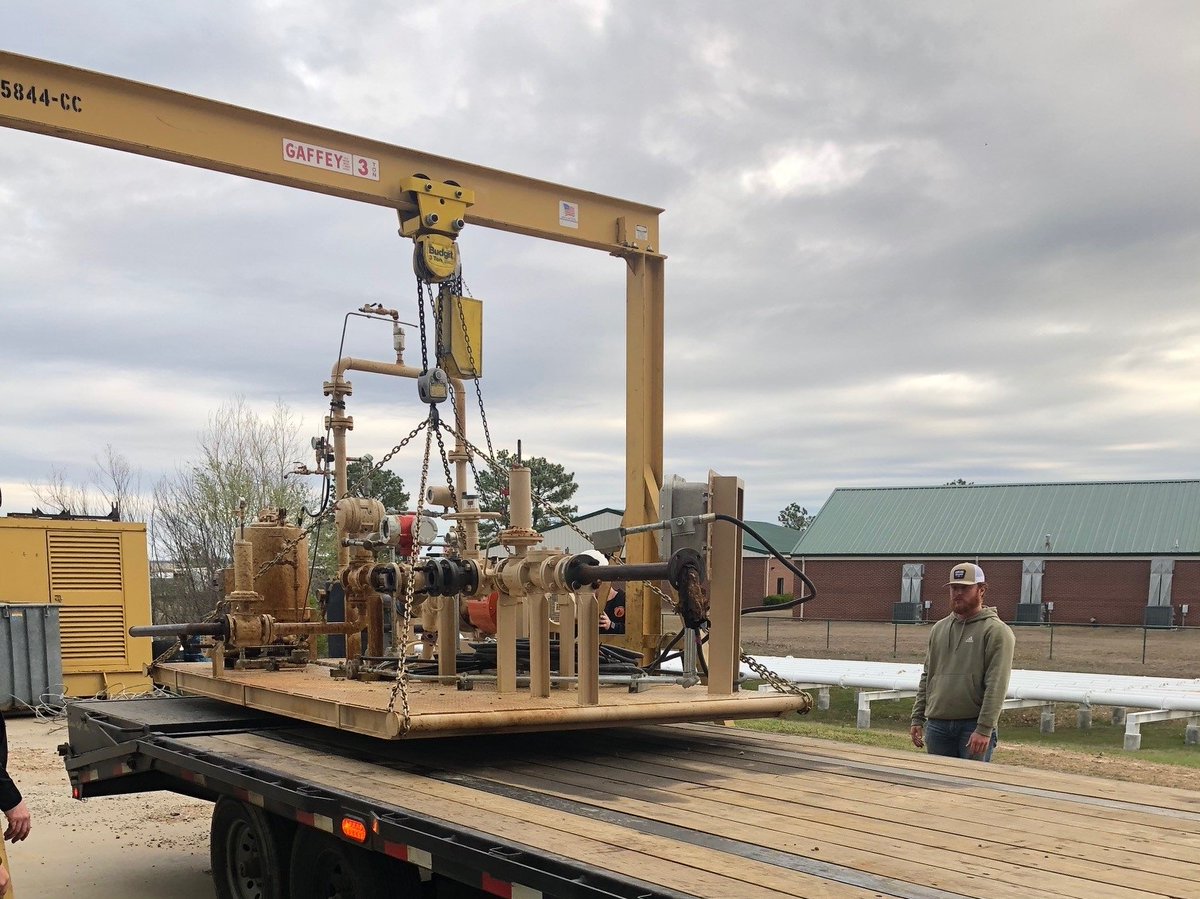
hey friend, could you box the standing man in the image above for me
[0,708,32,897]
[910,562,1015,762]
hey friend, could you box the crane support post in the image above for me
[0,51,662,255]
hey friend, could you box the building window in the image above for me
[776,577,785,595]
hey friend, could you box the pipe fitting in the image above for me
[336,497,386,539]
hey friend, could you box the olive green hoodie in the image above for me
[911,606,1015,737]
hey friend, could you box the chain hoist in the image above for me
[374,176,477,733]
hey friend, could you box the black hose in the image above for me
[644,626,713,673]
[711,514,818,614]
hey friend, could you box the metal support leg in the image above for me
[1122,709,1196,750]
[554,592,575,681]
[496,594,519,695]
[577,588,599,707]
[682,627,699,687]
[438,597,458,683]
[856,689,915,729]
[527,593,550,698]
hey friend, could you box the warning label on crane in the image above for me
[282,138,380,181]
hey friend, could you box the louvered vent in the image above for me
[48,532,123,591]
[60,605,128,662]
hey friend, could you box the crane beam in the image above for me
[0,51,662,255]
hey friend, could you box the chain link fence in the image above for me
[740,615,1200,677]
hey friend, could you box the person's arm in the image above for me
[0,713,27,844]
[2,801,29,843]
[0,713,20,833]
[910,665,929,747]
[974,624,1016,737]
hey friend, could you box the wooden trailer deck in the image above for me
[179,721,1200,898]
[152,661,810,738]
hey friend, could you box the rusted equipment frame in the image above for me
[152,662,808,739]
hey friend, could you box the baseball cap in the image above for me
[946,562,985,586]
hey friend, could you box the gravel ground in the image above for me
[4,714,212,899]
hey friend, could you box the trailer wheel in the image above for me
[211,797,295,899]
[288,825,400,899]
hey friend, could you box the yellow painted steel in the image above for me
[0,52,661,255]
[436,293,484,378]
[0,517,153,697]
[623,253,665,656]
[705,474,745,695]
[0,50,668,659]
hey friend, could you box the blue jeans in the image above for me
[924,718,998,762]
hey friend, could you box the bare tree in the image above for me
[29,465,96,515]
[27,445,151,520]
[152,397,316,624]
[93,443,152,522]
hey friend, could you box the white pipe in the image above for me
[661,655,1200,713]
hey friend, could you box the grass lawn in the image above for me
[736,684,1200,774]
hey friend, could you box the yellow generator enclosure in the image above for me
[0,515,153,698]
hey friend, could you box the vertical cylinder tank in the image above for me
[245,509,311,626]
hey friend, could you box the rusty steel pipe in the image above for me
[130,622,226,639]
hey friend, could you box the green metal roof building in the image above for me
[791,480,1200,626]
[796,480,1200,557]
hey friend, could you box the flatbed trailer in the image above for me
[63,697,1200,899]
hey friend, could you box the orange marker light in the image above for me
[341,817,368,843]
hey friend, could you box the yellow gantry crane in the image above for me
[1,52,783,733]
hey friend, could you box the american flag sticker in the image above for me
[559,200,579,229]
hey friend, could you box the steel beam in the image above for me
[0,52,662,255]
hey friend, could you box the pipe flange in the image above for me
[498,527,542,547]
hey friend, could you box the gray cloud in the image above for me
[2,1,1197,526]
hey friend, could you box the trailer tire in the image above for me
[288,825,397,899]
[211,797,295,899]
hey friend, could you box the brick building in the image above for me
[792,480,1200,625]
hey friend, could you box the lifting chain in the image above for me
[385,273,447,738]
[432,423,458,512]
[454,285,495,460]
[417,279,431,372]
[385,421,435,737]
[740,650,813,711]
[439,421,594,546]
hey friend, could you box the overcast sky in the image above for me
[2,1,1198,530]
